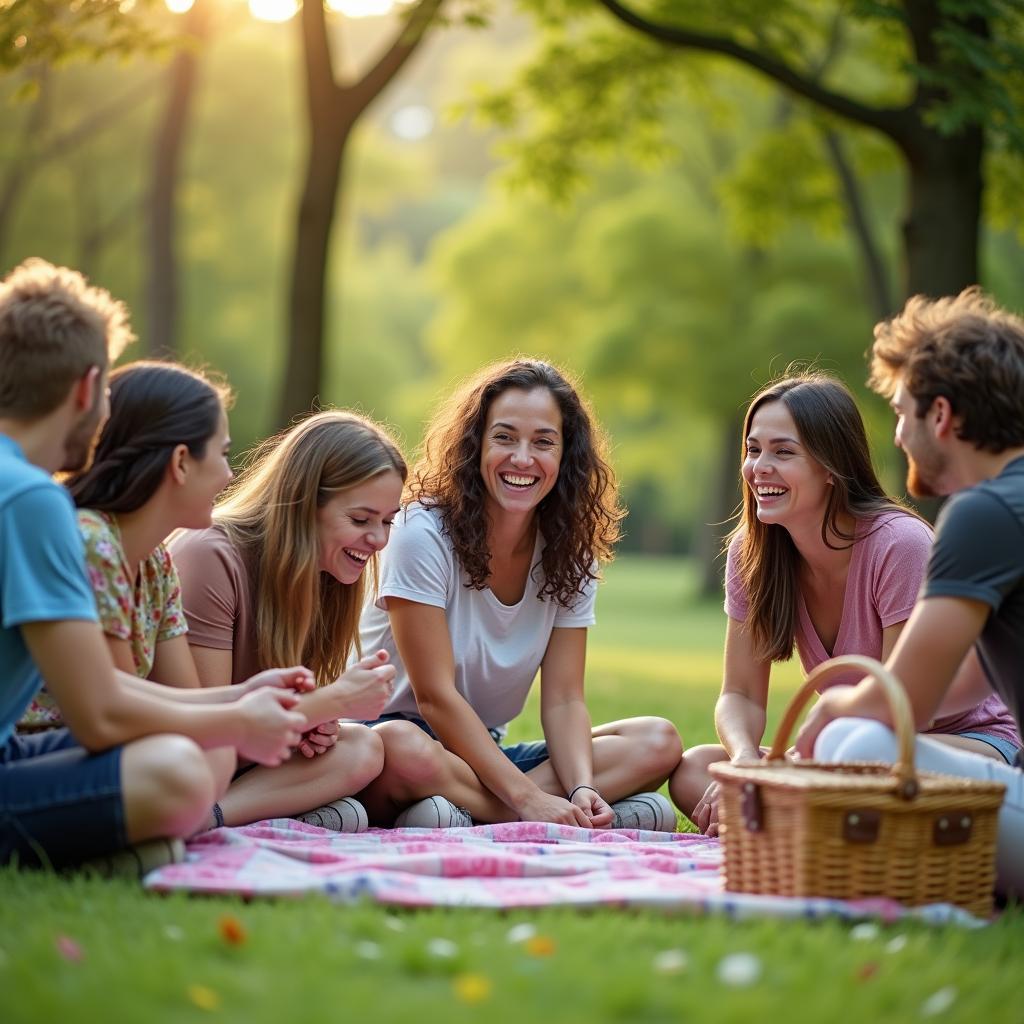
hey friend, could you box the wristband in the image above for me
[568,784,600,802]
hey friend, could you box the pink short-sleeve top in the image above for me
[724,512,1020,744]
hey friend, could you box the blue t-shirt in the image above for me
[0,434,97,743]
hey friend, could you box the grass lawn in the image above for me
[2,556,1020,1023]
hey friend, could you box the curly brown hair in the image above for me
[407,359,624,607]
[869,287,1024,453]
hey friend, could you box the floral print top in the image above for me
[19,509,188,730]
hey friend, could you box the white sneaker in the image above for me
[610,792,676,832]
[394,795,473,828]
[293,796,368,833]
[78,837,186,879]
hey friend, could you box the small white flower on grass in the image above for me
[716,952,761,988]
[886,935,908,954]
[163,925,185,942]
[426,938,459,959]
[652,949,688,975]
[355,941,382,960]
[921,987,957,1017]
[850,922,880,941]
[505,923,537,944]
[383,916,406,933]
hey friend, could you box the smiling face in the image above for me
[179,407,234,529]
[742,400,833,530]
[479,387,563,521]
[892,382,948,498]
[316,468,403,584]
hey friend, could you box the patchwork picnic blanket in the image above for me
[145,820,984,926]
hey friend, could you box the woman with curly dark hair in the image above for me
[355,359,683,830]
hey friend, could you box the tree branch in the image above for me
[301,0,343,123]
[596,0,911,141]
[821,129,894,319]
[346,0,445,117]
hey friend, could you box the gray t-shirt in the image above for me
[357,504,597,736]
[923,456,1024,727]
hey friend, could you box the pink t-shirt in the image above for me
[725,512,1020,745]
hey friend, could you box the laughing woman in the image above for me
[354,359,682,830]
[669,372,1020,834]
[170,410,403,831]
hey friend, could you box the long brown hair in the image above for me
[214,411,406,685]
[729,372,920,662]
[407,359,624,607]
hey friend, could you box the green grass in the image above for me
[1,556,1020,1024]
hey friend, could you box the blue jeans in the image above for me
[0,728,125,869]
[364,712,551,774]
[957,730,1022,766]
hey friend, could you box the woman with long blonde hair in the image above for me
[171,410,404,830]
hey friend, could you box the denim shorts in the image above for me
[0,727,125,869]
[957,730,1022,766]
[364,712,551,774]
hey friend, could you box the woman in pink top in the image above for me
[669,372,1020,834]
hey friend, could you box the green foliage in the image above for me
[478,0,1024,238]
[0,0,174,73]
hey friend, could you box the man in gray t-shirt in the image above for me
[923,457,1024,728]
[795,287,1024,897]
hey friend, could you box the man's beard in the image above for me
[905,446,946,499]
[60,398,104,474]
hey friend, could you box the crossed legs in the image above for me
[358,717,682,826]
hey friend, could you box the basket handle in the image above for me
[767,654,919,798]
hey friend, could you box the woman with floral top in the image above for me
[28,360,393,832]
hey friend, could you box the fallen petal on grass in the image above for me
[163,925,185,943]
[921,987,957,1017]
[857,961,880,982]
[716,952,761,988]
[506,923,537,944]
[218,915,247,946]
[187,984,220,1011]
[55,935,83,963]
[355,941,382,960]
[850,923,880,942]
[652,949,688,975]
[524,936,556,958]
[426,938,459,959]
[383,916,406,933]
[886,935,907,954]
[453,973,492,1004]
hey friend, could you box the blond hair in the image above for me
[0,258,134,418]
[214,410,406,685]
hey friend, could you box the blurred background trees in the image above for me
[1,0,1022,582]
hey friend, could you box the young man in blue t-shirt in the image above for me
[795,288,1024,899]
[0,259,310,872]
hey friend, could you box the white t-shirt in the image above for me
[357,503,597,735]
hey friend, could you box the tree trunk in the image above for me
[901,128,984,298]
[145,2,209,357]
[280,121,350,424]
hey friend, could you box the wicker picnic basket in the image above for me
[709,655,1006,917]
